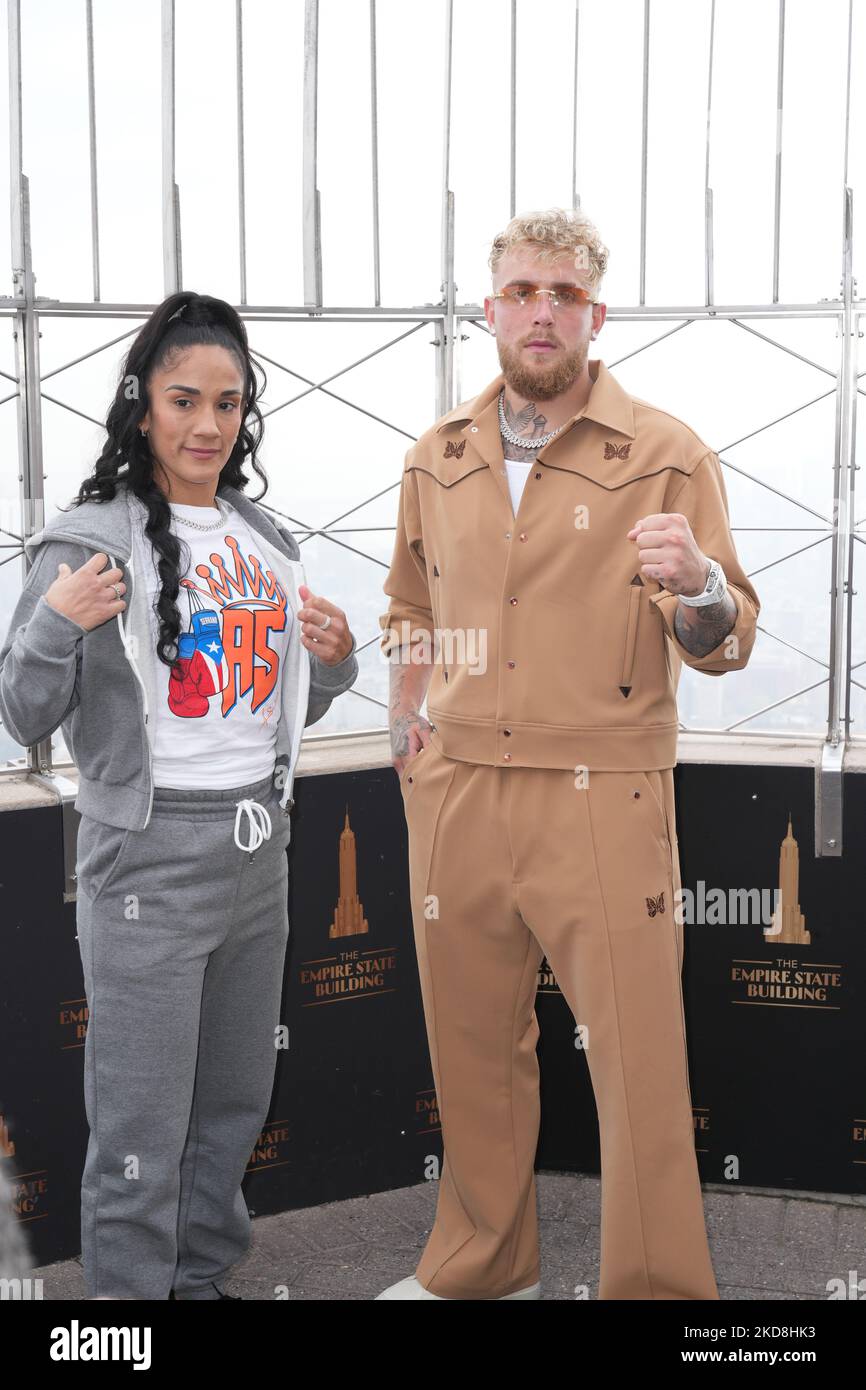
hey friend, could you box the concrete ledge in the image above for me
[0,768,75,811]
[0,728,863,813]
[672,730,829,767]
[297,729,394,777]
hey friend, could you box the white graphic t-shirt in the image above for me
[145,497,297,789]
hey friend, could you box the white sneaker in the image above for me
[375,1275,541,1300]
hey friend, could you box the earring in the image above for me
[140,428,148,438]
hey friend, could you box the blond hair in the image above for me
[488,208,609,294]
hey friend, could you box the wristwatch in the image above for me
[678,558,728,607]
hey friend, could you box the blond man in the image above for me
[377,209,759,1301]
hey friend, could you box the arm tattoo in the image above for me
[390,710,417,760]
[389,662,409,710]
[389,663,432,759]
[674,591,738,658]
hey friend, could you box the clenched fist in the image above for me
[44,551,127,633]
[626,513,710,596]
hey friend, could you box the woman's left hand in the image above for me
[297,585,355,665]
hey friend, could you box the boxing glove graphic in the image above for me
[168,609,230,718]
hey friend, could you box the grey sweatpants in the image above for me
[74,770,292,1300]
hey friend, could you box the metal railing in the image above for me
[1,0,863,858]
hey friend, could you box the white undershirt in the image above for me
[145,498,296,789]
[504,458,534,515]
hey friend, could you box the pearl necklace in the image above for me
[498,388,565,450]
[169,495,230,532]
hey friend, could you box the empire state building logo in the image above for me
[329,805,370,938]
[765,812,810,944]
[0,1114,15,1158]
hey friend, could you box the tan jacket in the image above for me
[378,358,760,772]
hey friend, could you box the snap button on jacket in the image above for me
[378,359,760,772]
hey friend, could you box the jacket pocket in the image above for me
[398,743,429,794]
[74,815,131,903]
[619,574,645,697]
[638,769,673,856]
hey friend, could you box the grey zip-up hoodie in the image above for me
[0,479,359,832]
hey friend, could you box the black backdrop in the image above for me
[1,761,863,1267]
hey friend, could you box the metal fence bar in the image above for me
[85,0,100,302]
[252,321,425,428]
[704,0,715,306]
[370,0,381,307]
[639,0,649,305]
[161,0,180,294]
[8,1,43,548]
[840,0,857,738]
[842,0,853,184]
[772,0,785,303]
[727,678,831,732]
[236,0,247,304]
[819,185,856,856]
[303,0,322,308]
[745,535,832,579]
[840,203,858,745]
[817,0,859,851]
[730,317,835,378]
[7,0,49,776]
[571,0,580,209]
[10,298,852,319]
[510,0,517,217]
[437,0,455,418]
[40,325,143,380]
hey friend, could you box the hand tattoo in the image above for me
[390,711,433,761]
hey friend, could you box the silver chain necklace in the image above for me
[498,387,565,450]
[169,496,229,532]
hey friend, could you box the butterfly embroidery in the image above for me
[646,891,666,918]
[444,439,466,459]
[604,442,631,460]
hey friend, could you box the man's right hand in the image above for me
[44,552,127,632]
[391,711,436,777]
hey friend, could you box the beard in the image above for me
[497,334,590,401]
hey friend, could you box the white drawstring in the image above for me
[234,798,272,856]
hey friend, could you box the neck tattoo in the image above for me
[498,388,564,461]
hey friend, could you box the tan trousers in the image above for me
[399,737,719,1300]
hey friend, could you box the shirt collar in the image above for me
[435,358,636,453]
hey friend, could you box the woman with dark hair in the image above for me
[0,291,359,1299]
